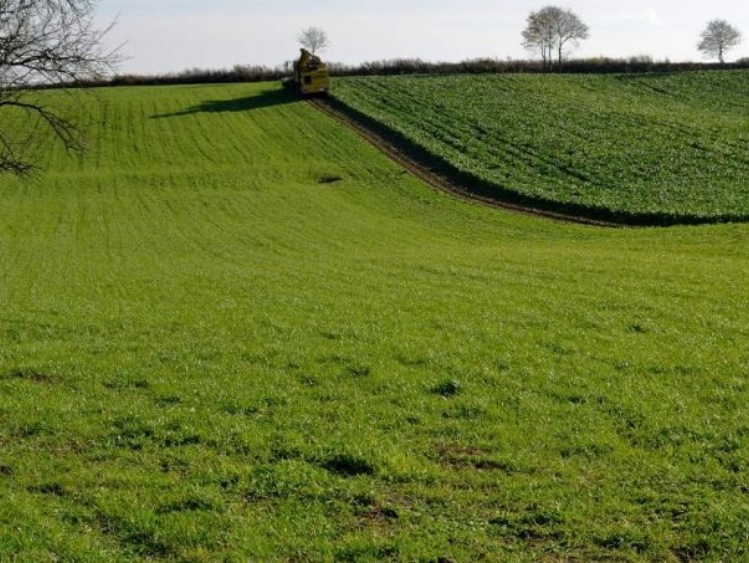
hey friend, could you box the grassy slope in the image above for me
[1,82,749,561]
[333,71,749,223]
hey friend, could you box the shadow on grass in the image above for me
[152,88,295,119]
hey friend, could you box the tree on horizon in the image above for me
[522,6,589,70]
[698,19,742,63]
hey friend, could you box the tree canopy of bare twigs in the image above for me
[522,6,589,69]
[0,0,119,175]
[298,26,328,55]
[697,19,742,64]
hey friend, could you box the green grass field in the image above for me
[1,81,749,561]
[333,71,749,224]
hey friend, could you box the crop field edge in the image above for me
[310,96,624,228]
[325,83,749,227]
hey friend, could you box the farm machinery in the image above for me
[287,48,330,96]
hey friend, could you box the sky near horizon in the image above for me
[97,1,749,74]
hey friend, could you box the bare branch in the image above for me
[1,0,119,175]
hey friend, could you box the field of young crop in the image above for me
[1,81,749,561]
[332,71,749,224]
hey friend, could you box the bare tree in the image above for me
[298,26,328,55]
[522,6,589,70]
[698,19,742,63]
[522,8,556,69]
[0,0,118,175]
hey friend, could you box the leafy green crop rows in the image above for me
[333,71,749,223]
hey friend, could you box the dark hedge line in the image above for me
[60,57,749,89]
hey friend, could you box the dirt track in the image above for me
[309,97,622,228]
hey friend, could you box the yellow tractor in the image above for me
[292,48,330,96]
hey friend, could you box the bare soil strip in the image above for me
[309,97,622,228]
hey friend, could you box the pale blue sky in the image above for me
[97,1,749,74]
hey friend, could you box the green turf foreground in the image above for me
[1,82,749,561]
[333,71,749,224]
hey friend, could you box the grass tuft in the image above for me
[432,379,461,397]
[321,453,377,477]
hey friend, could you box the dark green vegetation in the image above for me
[1,82,749,561]
[333,71,749,224]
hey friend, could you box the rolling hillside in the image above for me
[1,82,749,560]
